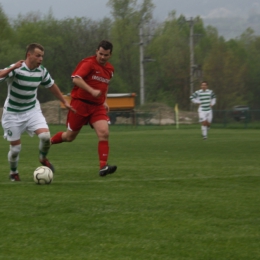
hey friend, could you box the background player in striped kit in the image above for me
[0,43,74,181]
[190,81,216,140]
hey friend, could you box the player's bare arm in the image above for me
[49,84,76,112]
[72,77,101,97]
[103,101,109,112]
[0,60,24,78]
[103,90,109,112]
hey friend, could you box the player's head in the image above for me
[96,40,113,66]
[25,43,44,69]
[201,81,208,91]
[97,40,113,54]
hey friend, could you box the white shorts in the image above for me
[1,107,49,141]
[198,110,213,123]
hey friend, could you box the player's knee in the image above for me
[98,130,109,140]
[9,144,21,158]
[38,132,51,143]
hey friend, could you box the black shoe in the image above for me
[40,158,55,172]
[10,173,21,181]
[99,165,117,177]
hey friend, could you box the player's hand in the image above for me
[104,102,109,112]
[64,101,76,113]
[91,89,102,98]
[13,60,24,69]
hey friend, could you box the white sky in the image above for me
[0,0,259,21]
[0,0,177,21]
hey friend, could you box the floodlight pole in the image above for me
[139,24,145,105]
[187,17,195,111]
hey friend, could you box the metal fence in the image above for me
[108,109,260,129]
[49,106,260,129]
[212,109,260,129]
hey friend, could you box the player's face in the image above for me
[201,82,208,91]
[96,47,112,65]
[27,48,44,69]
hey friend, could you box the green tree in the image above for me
[239,28,260,109]
[107,0,154,99]
[145,12,190,108]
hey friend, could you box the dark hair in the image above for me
[97,40,113,53]
[26,43,44,58]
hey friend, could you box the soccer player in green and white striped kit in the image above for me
[0,43,75,181]
[190,81,216,140]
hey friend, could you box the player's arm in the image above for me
[210,92,216,107]
[190,93,200,104]
[0,60,24,78]
[48,83,76,112]
[103,89,109,112]
[211,98,216,107]
[72,77,101,98]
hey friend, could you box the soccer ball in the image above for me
[33,166,53,184]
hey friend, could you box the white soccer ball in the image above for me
[33,166,53,185]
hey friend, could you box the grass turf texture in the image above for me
[0,125,259,259]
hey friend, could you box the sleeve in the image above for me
[41,68,54,88]
[211,91,216,106]
[0,65,15,82]
[71,60,92,79]
[190,91,200,104]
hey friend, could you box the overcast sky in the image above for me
[1,0,260,21]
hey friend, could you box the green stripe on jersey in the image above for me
[7,105,36,112]
[16,74,42,82]
[41,79,52,85]
[10,90,35,100]
[9,98,36,107]
[12,81,38,91]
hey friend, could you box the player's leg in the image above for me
[51,109,83,144]
[26,109,55,172]
[199,111,207,139]
[9,140,22,181]
[206,110,213,133]
[201,122,208,139]
[93,119,109,168]
[35,129,55,172]
[51,128,80,144]
[1,111,24,181]
[92,116,117,177]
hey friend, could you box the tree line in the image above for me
[0,0,260,110]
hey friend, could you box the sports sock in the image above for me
[8,145,21,172]
[51,132,64,144]
[98,140,109,169]
[38,132,51,161]
[201,125,207,137]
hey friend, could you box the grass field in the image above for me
[0,125,259,260]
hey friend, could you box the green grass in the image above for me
[0,125,260,260]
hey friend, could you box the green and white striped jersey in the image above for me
[0,62,54,112]
[190,89,216,111]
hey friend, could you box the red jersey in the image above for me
[71,55,114,105]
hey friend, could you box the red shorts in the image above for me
[66,99,109,131]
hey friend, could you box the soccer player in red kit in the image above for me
[51,40,117,177]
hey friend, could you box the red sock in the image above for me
[98,140,109,169]
[51,132,64,144]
